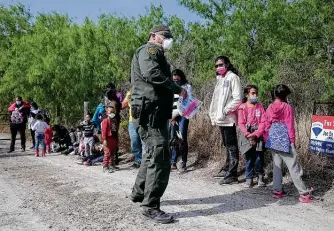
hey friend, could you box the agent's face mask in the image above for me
[156,34,173,51]
[16,100,22,105]
[162,38,173,50]
[109,113,116,119]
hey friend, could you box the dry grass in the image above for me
[188,113,221,162]
[118,121,131,154]
[0,124,10,133]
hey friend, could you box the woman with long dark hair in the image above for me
[170,69,192,173]
[210,56,242,185]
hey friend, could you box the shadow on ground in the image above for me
[162,187,302,219]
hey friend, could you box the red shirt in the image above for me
[8,101,30,112]
[44,125,53,144]
[101,117,118,140]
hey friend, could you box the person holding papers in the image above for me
[170,69,192,172]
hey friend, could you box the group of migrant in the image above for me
[49,84,123,166]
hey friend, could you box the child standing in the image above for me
[170,69,192,172]
[238,85,266,188]
[32,114,48,157]
[82,113,95,158]
[44,119,53,154]
[265,84,312,203]
[101,102,118,173]
[105,88,122,165]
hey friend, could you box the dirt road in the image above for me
[1,134,334,231]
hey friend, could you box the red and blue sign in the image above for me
[310,115,334,155]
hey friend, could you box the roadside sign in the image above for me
[310,115,334,155]
[310,102,334,155]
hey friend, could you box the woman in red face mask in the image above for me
[210,56,242,185]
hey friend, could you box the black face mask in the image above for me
[174,80,182,86]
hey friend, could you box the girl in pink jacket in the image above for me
[265,84,312,203]
[238,85,266,188]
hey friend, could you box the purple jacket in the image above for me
[116,91,124,103]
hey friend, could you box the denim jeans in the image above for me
[219,126,239,178]
[129,121,142,164]
[245,148,264,179]
[35,133,45,150]
[170,116,189,166]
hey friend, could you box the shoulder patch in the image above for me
[147,47,158,56]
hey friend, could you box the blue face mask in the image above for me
[249,96,258,104]
[16,101,22,105]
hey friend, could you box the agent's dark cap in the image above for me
[150,25,173,38]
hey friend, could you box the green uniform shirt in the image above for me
[130,42,182,118]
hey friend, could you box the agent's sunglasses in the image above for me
[155,31,173,39]
[215,63,225,68]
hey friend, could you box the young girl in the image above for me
[32,114,48,157]
[170,69,192,172]
[266,84,312,203]
[101,101,118,173]
[44,119,53,154]
[238,85,266,188]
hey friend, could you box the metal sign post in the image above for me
[84,101,89,119]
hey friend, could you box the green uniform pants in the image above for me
[131,119,171,211]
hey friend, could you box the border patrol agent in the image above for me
[129,25,187,224]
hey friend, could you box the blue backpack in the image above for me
[265,122,291,153]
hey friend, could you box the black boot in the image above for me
[213,167,227,178]
[178,162,187,173]
[142,209,175,224]
[219,177,239,185]
[129,194,144,203]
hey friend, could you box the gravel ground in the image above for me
[1,133,334,231]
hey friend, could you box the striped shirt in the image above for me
[82,121,95,137]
